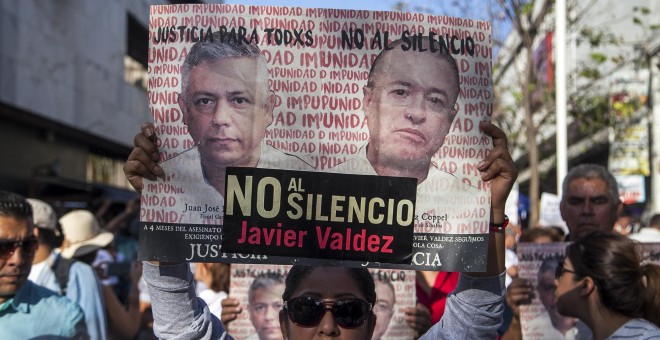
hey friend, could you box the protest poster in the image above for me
[139,4,494,271]
[516,242,578,340]
[226,264,415,340]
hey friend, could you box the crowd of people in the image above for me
[3,162,659,339]
[501,164,660,340]
[2,27,660,340]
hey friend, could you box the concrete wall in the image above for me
[0,0,176,192]
[0,0,158,148]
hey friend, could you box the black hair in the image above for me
[566,232,660,326]
[0,191,33,223]
[561,164,620,205]
[248,271,284,303]
[282,266,376,305]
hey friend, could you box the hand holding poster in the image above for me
[140,4,494,271]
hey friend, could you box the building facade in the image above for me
[0,0,193,207]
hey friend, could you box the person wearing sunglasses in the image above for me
[278,266,377,339]
[0,191,87,339]
[555,232,660,339]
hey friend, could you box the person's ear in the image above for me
[363,86,373,118]
[279,310,289,339]
[263,90,275,128]
[579,276,596,298]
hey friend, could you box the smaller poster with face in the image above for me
[517,242,576,340]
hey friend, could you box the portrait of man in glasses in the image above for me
[524,258,577,338]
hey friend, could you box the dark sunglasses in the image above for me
[555,260,577,279]
[284,296,372,329]
[0,237,39,259]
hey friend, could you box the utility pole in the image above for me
[651,48,660,212]
[555,0,568,196]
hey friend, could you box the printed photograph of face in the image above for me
[179,53,274,173]
[363,39,460,174]
[247,274,285,340]
[372,279,396,340]
[537,259,576,335]
[560,177,621,240]
[537,260,566,321]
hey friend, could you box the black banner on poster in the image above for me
[221,167,417,264]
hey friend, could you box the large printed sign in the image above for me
[139,4,494,271]
[222,168,417,263]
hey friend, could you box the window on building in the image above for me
[86,153,132,189]
[125,14,148,91]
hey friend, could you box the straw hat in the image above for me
[59,210,114,259]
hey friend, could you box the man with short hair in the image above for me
[504,164,620,340]
[124,33,312,224]
[559,163,622,241]
[27,198,64,294]
[0,191,87,339]
[524,259,577,338]
[246,273,284,340]
[330,38,486,219]
[332,38,462,186]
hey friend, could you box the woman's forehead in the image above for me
[292,267,365,298]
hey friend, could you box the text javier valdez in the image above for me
[222,168,417,264]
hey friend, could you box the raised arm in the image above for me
[471,121,516,278]
[421,122,517,339]
[142,262,234,340]
[123,123,164,194]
